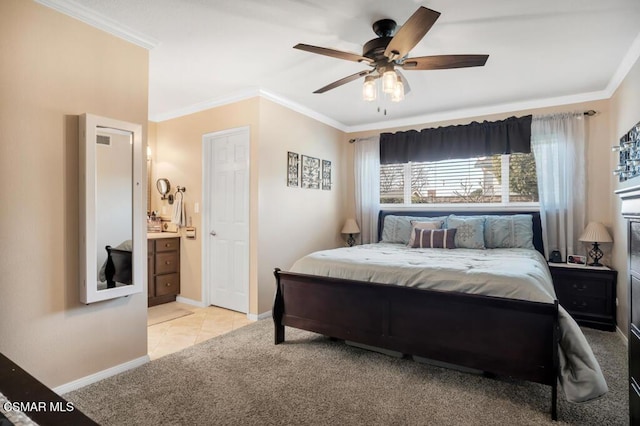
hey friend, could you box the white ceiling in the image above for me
[41,0,640,131]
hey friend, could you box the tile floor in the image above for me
[147,302,254,360]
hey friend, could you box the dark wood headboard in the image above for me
[377,210,544,255]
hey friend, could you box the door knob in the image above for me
[210,231,217,236]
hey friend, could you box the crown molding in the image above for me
[605,31,640,98]
[258,90,348,132]
[149,88,262,122]
[34,0,159,50]
[150,87,612,132]
[345,90,611,133]
[150,88,348,131]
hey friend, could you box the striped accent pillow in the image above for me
[410,228,457,249]
[406,220,444,247]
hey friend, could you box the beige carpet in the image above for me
[147,303,194,326]
[66,320,627,425]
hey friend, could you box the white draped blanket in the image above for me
[290,243,608,403]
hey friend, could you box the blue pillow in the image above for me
[484,215,534,249]
[447,215,485,249]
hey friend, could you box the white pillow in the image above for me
[407,220,444,247]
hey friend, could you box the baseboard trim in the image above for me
[248,310,272,321]
[175,296,207,308]
[616,326,628,346]
[175,297,269,320]
[53,355,150,395]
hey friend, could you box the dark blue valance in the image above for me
[380,115,532,164]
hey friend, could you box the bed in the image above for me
[98,240,133,289]
[272,210,608,420]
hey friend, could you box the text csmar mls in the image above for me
[3,401,75,412]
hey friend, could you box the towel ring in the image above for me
[165,186,186,205]
[170,186,185,204]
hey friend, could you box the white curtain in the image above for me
[531,113,586,261]
[354,136,380,244]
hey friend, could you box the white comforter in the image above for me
[290,243,608,403]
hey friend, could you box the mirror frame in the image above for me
[156,178,171,197]
[79,113,144,304]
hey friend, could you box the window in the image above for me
[380,153,538,206]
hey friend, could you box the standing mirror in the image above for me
[79,114,144,303]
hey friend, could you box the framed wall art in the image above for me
[287,151,299,187]
[322,159,332,190]
[301,155,321,189]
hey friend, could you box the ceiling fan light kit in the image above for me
[382,67,397,94]
[294,6,489,104]
[363,75,377,101]
[392,75,405,102]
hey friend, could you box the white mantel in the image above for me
[616,183,640,218]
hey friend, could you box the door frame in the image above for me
[201,126,251,311]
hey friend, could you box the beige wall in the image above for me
[610,55,640,336]
[0,0,149,387]
[256,98,347,312]
[152,98,347,314]
[153,99,260,308]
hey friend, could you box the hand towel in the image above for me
[171,193,186,227]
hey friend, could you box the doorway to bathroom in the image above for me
[202,127,250,313]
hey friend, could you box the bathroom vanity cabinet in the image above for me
[147,236,180,307]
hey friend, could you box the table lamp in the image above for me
[341,219,360,247]
[578,222,613,267]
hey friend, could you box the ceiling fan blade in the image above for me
[313,70,374,94]
[294,43,373,64]
[402,54,489,70]
[395,69,411,95]
[384,7,440,60]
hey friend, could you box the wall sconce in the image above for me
[613,121,640,182]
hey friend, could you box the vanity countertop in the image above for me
[147,232,180,239]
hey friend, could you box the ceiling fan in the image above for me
[294,6,488,101]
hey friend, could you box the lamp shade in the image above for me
[579,222,612,243]
[341,219,360,234]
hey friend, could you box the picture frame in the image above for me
[287,151,299,187]
[301,155,321,189]
[567,254,587,266]
[322,159,332,190]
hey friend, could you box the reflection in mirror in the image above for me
[79,114,143,304]
[96,128,133,290]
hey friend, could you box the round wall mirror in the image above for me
[156,178,171,197]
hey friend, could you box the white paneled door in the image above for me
[203,127,249,313]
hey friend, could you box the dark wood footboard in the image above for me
[104,245,132,288]
[273,268,559,420]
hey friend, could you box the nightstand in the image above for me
[548,263,617,331]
